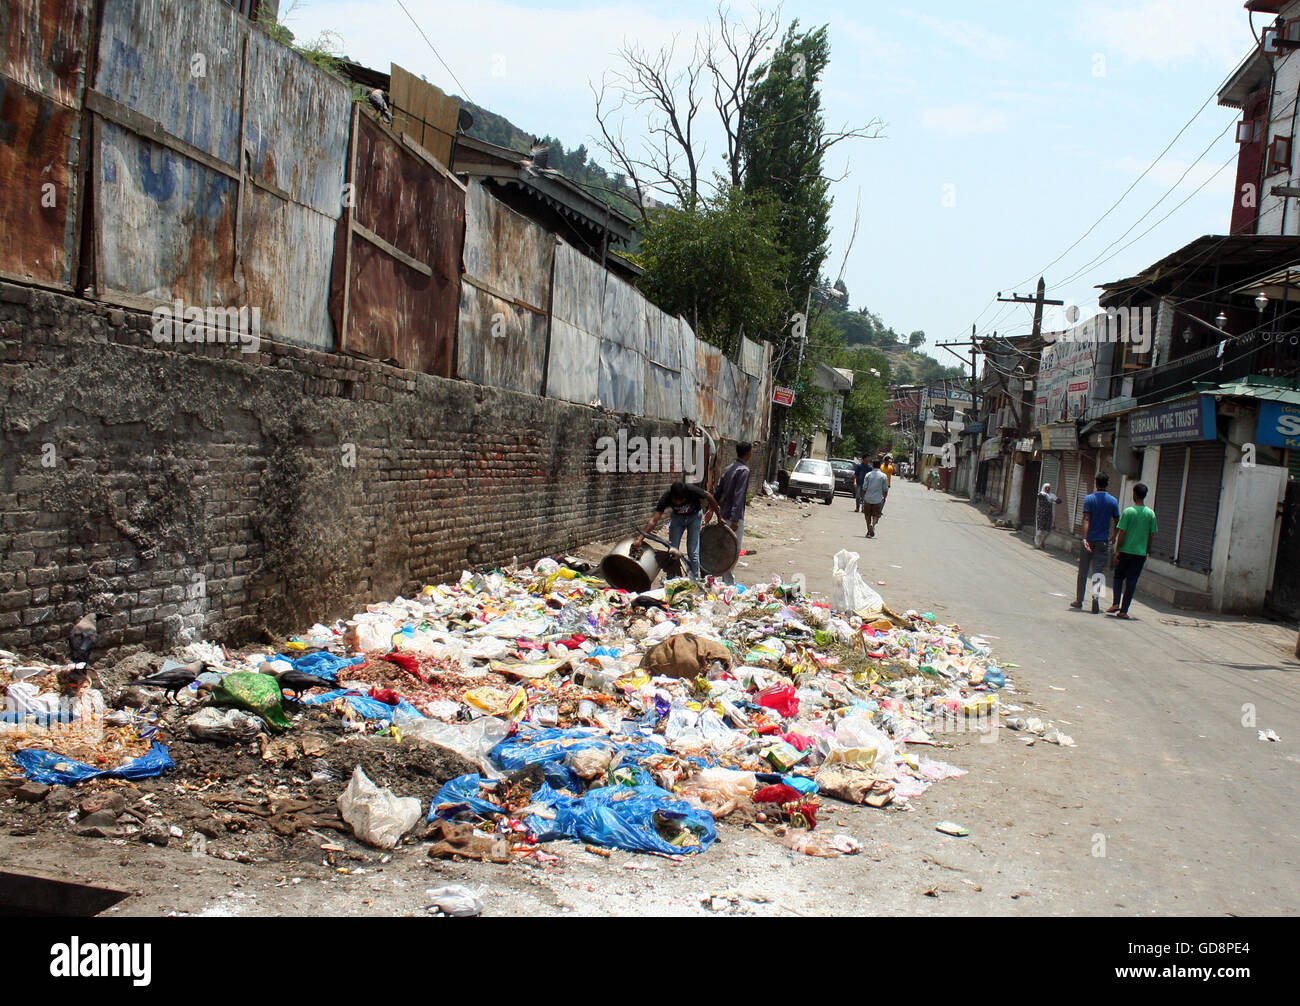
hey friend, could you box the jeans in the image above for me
[669,510,702,579]
[1075,540,1109,604]
[854,484,865,510]
[722,519,744,585]
[1112,553,1146,613]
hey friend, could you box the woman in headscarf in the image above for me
[1035,483,1061,549]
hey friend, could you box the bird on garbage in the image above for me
[68,611,98,667]
[135,660,206,702]
[368,88,393,123]
[631,595,671,612]
[271,668,335,700]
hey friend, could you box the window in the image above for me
[1268,135,1292,176]
[929,431,949,448]
[1237,119,1263,144]
[793,459,831,477]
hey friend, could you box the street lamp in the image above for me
[1215,311,1228,329]
[1256,291,1269,313]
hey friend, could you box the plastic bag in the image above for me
[338,766,423,849]
[426,885,484,917]
[207,671,292,732]
[756,684,800,719]
[677,768,757,817]
[830,550,884,616]
[526,782,717,856]
[832,713,895,770]
[490,727,668,792]
[300,689,423,724]
[187,707,265,743]
[428,773,510,822]
[392,709,510,776]
[275,651,363,682]
[12,742,173,786]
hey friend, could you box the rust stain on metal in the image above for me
[0,0,91,287]
[331,111,464,375]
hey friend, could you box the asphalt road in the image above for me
[737,477,1300,914]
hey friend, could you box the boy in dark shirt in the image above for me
[635,481,721,580]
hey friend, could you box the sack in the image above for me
[830,550,883,616]
[641,632,732,679]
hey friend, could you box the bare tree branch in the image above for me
[706,2,781,188]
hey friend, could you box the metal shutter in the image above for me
[1151,446,1185,562]
[1177,441,1224,572]
[1061,453,1081,533]
[1041,453,1060,494]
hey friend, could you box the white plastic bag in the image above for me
[337,766,423,849]
[830,550,883,616]
[391,709,510,776]
[833,713,896,770]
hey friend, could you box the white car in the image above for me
[787,459,835,505]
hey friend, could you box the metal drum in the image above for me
[699,524,739,575]
[599,538,662,592]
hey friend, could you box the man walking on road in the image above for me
[1071,473,1120,613]
[853,452,872,512]
[714,442,752,585]
[1108,482,1157,619]
[861,460,888,538]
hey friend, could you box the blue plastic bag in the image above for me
[490,727,668,792]
[299,689,424,723]
[11,742,174,786]
[526,783,716,856]
[276,651,364,682]
[983,666,1006,688]
[428,774,508,822]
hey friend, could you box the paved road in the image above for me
[739,478,1300,914]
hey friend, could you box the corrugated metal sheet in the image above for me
[0,0,92,287]
[389,64,458,168]
[678,319,698,422]
[94,1,245,164]
[598,274,647,412]
[331,110,464,375]
[739,336,765,378]
[239,31,349,348]
[90,2,349,349]
[458,181,551,393]
[695,341,723,432]
[546,240,602,403]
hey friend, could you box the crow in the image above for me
[135,660,206,702]
[68,611,98,667]
[272,668,335,700]
[368,88,393,123]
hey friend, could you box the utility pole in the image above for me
[995,277,1063,524]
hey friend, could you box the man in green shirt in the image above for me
[1107,482,1157,619]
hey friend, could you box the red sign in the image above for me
[772,386,795,407]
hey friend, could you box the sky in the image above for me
[285,0,1260,365]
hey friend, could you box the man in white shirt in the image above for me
[861,462,888,539]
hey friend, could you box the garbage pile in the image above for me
[1,548,1056,865]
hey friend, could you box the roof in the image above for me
[453,134,638,249]
[1099,235,1300,305]
[1205,376,1300,405]
[1218,45,1272,109]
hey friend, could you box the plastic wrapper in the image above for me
[187,707,265,743]
[300,689,423,724]
[491,727,669,792]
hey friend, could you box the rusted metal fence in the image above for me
[0,0,93,289]
[331,107,464,375]
[7,0,773,441]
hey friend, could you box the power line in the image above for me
[392,0,475,105]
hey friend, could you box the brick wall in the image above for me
[0,284,765,660]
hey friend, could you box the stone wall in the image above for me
[0,284,765,659]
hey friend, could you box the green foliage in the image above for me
[908,330,926,349]
[634,184,789,355]
[257,5,346,80]
[740,23,834,301]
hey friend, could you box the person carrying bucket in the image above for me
[635,481,721,580]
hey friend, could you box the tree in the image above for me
[908,330,926,350]
[635,185,789,356]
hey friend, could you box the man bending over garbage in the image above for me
[635,481,721,580]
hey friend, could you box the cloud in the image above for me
[903,13,1016,62]
[921,104,1011,135]
[1078,0,1250,71]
